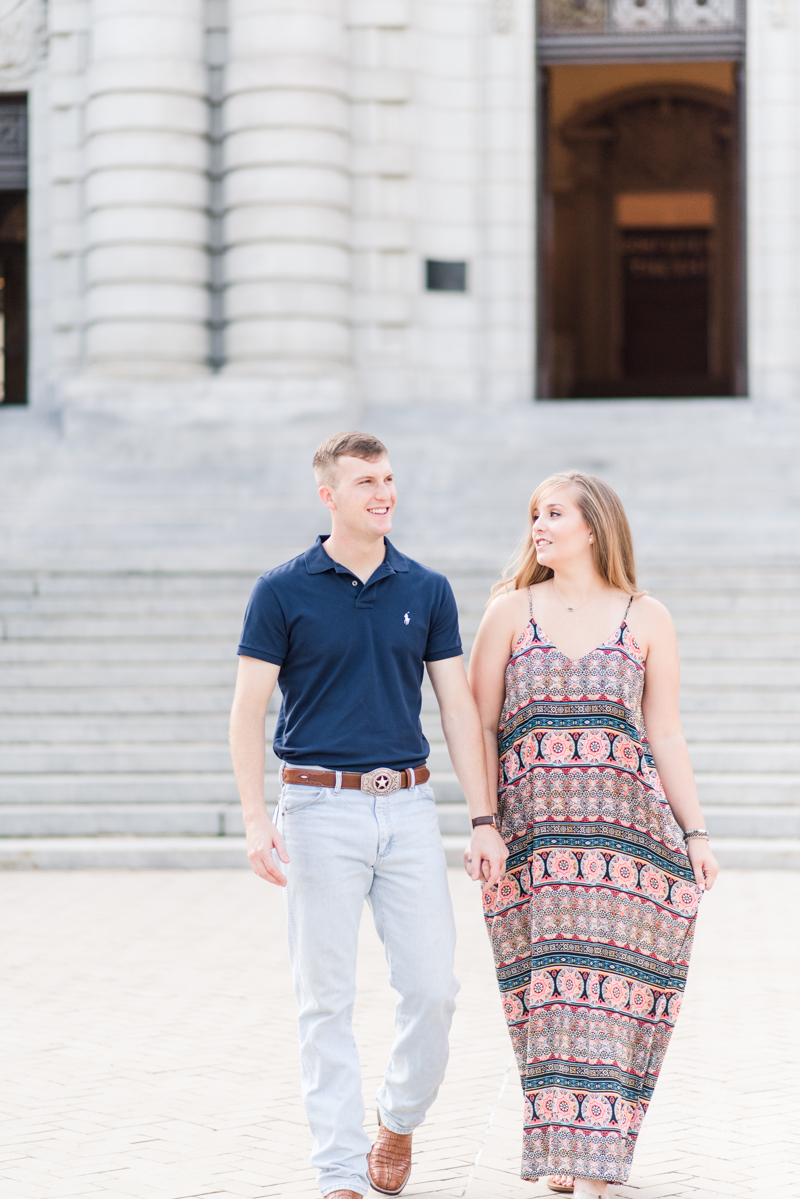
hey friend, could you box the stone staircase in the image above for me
[0,564,798,868]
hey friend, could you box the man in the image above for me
[229,431,507,1199]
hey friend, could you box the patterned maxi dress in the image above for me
[483,595,702,1184]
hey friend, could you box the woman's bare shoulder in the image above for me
[628,593,676,640]
[484,586,529,625]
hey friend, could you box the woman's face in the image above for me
[531,486,593,569]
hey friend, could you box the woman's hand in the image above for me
[686,837,719,891]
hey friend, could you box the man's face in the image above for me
[319,454,397,538]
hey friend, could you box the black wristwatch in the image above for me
[472,814,497,829]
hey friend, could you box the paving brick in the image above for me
[0,867,795,1198]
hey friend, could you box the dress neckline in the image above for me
[530,618,630,666]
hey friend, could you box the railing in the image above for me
[539,0,744,36]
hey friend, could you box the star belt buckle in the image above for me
[360,767,402,796]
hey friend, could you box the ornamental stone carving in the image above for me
[0,0,46,84]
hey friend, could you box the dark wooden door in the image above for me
[622,228,709,389]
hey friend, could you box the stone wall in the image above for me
[1,0,798,408]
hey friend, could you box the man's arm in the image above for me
[229,655,290,885]
[426,656,508,886]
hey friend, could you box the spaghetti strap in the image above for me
[623,593,634,621]
[528,586,534,621]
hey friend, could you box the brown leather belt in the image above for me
[281,764,429,796]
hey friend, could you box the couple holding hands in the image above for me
[230,431,718,1199]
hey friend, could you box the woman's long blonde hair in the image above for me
[490,471,644,600]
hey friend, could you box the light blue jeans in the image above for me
[276,777,459,1198]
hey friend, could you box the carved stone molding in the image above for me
[0,0,46,86]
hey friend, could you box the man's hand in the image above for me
[464,825,507,887]
[245,810,290,885]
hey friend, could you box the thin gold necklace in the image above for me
[551,581,608,613]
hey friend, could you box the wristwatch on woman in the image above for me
[472,814,497,829]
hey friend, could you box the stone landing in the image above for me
[0,396,798,866]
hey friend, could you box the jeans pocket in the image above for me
[280,784,327,814]
[418,782,436,802]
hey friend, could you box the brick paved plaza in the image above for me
[1,867,796,1199]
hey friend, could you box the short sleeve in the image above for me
[424,577,463,662]
[237,575,288,665]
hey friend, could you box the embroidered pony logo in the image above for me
[404,612,411,625]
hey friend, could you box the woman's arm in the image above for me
[465,595,523,882]
[636,599,720,891]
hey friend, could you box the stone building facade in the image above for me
[0,0,798,412]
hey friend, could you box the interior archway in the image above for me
[541,64,743,399]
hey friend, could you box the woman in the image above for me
[467,472,718,1199]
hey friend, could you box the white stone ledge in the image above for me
[225,318,349,360]
[225,242,349,282]
[88,61,205,95]
[85,245,209,285]
[225,281,349,321]
[351,144,411,177]
[353,294,411,323]
[50,151,84,183]
[49,78,87,107]
[85,170,205,208]
[351,219,412,251]
[347,0,409,28]
[230,12,344,58]
[224,205,348,244]
[86,284,208,322]
[416,77,473,109]
[225,60,348,96]
[416,3,474,36]
[86,131,207,172]
[92,16,203,62]
[50,226,82,255]
[85,321,208,360]
[223,90,348,132]
[224,165,349,207]
[86,207,208,246]
[49,3,91,35]
[225,128,349,171]
[86,93,207,136]
[350,70,410,102]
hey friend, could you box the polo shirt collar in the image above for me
[305,535,409,577]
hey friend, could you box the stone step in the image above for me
[2,737,798,775]
[434,803,800,839]
[0,833,796,871]
[0,709,795,744]
[0,688,237,715]
[0,768,795,806]
[0,769,466,805]
[4,658,800,689]
[0,803,244,837]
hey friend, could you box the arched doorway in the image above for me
[541,70,744,399]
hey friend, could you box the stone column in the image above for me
[47,0,90,378]
[222,0,350,378]
[84,0,209,376]
[348,0,412,404]
[747,0,800,402]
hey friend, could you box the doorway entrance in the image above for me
[539,62,744,399]
[0,97,28,404]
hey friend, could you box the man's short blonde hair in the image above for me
[313,431,388,486]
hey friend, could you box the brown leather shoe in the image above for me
[367,1119,413,1195]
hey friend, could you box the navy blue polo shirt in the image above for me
[237,536,462,773]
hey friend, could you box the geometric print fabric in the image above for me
[483,609,701,1183]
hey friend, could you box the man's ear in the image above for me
[318,484,336,513]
